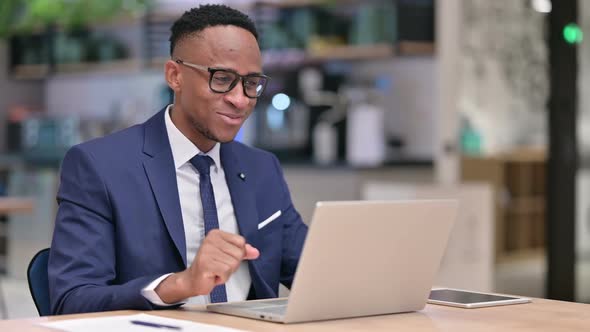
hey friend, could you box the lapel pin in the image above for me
[239,173,246,181]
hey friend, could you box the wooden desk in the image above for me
[1,299,589,331]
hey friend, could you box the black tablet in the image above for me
[428,288,531,308]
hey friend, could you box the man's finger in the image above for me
[220,232,247,248]
[210,230,247,248]
[215,238,247,261]
[205,258,234,282]
[244,244,260,260]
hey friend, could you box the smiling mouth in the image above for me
[218,113,243,120]
[217,112,245,125]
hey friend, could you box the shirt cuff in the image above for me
[141,273,187,306]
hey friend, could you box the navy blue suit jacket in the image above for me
[48,109,308,314]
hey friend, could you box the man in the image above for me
[48,4,308,314]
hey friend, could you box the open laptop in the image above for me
[207,200,458,323]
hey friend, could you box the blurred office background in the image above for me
[0,0,588,319]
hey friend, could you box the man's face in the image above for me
[169,25,262,151]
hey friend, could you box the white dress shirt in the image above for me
[141,105,251,305]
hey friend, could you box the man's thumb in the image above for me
[244,244,260,260]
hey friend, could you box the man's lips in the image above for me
[217,112,245,125]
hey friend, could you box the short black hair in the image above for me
[169,4,258,56]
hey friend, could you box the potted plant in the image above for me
[0,0,152,38]
[1,0,152,76]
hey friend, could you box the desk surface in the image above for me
[1,298,589,332]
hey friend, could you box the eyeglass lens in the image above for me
[210,70,267,97]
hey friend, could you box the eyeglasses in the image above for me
[175,59,269,98]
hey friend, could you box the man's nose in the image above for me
[224,82,251,109]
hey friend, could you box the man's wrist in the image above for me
[155,270,192,304]
[142,273,186,306]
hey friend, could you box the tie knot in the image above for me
[190,155,214,176]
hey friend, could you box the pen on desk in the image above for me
[130,320,182,330]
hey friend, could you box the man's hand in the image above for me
[155,230,259,303]
[185,229,259,295]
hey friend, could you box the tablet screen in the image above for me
[429,289,520,304]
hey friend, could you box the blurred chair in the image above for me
[27,248,51,316]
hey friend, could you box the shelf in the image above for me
[307,43,395,61]
[253,0,365,8]
[0,197,34,214]
[261,42,434,69]
[398,41,435,56]
[12,64,50,80]
[151,44,399,71]
[55,59,142,75]
[506,196,545,214]
[149,57,170,69]
[501,148,546,163]
[10,45,415,77]
[149,1,250,22]
[12,59,142,79]
[254,0,325,7]
[465,148,547,163]
[261,43,395,69]
[153,42,429,69]
[496,248,545,263]
[89,13,143,29]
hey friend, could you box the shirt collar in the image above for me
[164,105,221,172]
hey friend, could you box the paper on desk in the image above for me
[39,313,248,332]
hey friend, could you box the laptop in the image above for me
[207,200,458,323]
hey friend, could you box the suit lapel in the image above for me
[220,143,259,242]
[142,110,187,266]
[221,143,276,297]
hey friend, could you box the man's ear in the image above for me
[165,60,182,93]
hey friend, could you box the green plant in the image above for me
[0,0,153,38]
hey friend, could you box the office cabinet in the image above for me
[461,149,546,261]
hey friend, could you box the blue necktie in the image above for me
[189,154,228,303]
